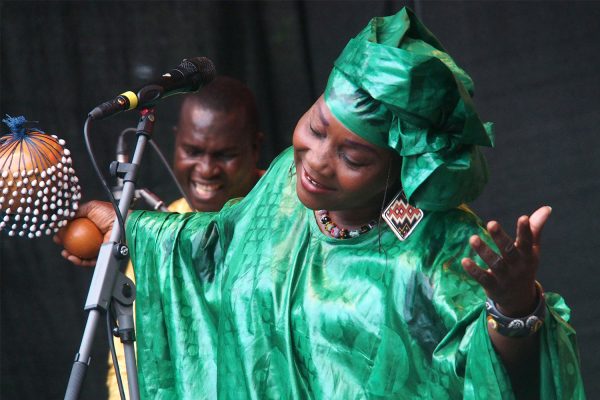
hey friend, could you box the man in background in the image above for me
[107,76,264,398]
[170,76,264,213]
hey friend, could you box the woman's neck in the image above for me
[326,206,381,229]
[328,181,400,227]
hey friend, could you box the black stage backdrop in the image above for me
[1,1,599,398]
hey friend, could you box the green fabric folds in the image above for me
[324,8,494,210]
[128,148,585,399]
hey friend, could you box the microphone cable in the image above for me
[116,127,193,211]
[83,116,127,243]
[107,310,127,400]
[84,116,128,399]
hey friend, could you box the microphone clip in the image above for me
[110,161,138,184]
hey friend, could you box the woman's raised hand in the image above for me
[53,200,116,267]
[461,206,552,316]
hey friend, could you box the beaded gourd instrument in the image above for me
[0,115,81,238]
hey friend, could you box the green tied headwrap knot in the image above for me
[324,7,494,211]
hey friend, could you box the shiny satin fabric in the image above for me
[128,148,584,399]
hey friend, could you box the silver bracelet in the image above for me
[485,281,546,338]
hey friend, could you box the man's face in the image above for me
[173,102,260,212]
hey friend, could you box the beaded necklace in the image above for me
[316,210,378,239]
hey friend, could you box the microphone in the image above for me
[115,130,129,164]
[138,188,169,212]
[89,57,216,120]
[111,130,129,200]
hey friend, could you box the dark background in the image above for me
[1,1,598,398]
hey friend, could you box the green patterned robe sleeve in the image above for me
[127,210,224,399]
[419,209,585,399]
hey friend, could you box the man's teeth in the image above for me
[193,182,221,193]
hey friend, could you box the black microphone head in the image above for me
[184,57,216,89]
[89,57,217,119]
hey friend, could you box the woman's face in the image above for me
[293,96,399,212]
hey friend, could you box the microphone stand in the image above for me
[112,185,169,212]
[113,127,169,212]
[65,108,157,400]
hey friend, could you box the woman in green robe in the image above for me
[62,8,584,399]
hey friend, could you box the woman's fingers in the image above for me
[462,257,497,291]
[469,234,507,276]
[52,201,114,268]
[487,221,520,263]
[52,234,63,245]
[529,206,552,245]
[515,206,551,255]
[464,210,547,310]
[515,216,533,252]
[60,249,97,267]
[74,201,94,217]
[70,200,116,235]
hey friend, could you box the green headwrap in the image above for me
[324,7,494,211]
